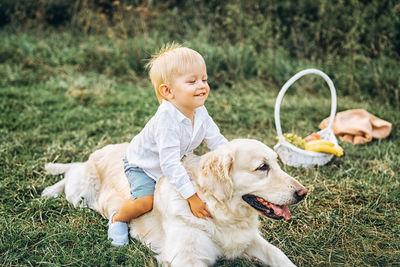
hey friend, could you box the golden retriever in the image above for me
[42,139,307,266]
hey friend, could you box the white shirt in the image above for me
[126,100,227,199]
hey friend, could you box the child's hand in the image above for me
[187,193,212,218]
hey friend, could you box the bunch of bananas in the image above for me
[304,139,343,157]
[281,132,344,157]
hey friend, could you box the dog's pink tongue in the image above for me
[271,204,291,220]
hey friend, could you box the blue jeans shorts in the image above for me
[123,158,156,200]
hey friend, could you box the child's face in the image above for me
[168,63,209,116]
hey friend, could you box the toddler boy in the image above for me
[108,43,227,246]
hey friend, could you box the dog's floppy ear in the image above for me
[200,149,234,202]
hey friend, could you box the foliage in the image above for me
[1,0,399,104]
[3,0,400,57]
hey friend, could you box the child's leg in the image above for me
[112,195,154,223]
[107,159,156,246]
[111,159,156,223]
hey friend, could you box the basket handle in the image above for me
[275,68,337,143]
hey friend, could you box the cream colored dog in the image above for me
[42,139,307,267]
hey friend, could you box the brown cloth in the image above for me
[319,109,392,145]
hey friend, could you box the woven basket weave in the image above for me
[274,69,338,168]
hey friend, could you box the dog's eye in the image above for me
[255,163,270,172]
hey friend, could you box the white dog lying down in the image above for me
[42,139,307,267]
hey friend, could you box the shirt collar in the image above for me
[161,100,187,122]
[161,99,206,124]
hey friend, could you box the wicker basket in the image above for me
[274,69,338,168]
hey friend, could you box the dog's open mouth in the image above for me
[242,194,291,221]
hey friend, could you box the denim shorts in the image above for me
[123,158,156,200]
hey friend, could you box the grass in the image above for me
[0,29,399,266]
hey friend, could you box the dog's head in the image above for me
[197,139,307,221]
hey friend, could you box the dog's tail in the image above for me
[45,163,72,175]
[41,163,72,198]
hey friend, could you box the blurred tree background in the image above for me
[1,0,399,104]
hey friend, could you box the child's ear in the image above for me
[159,84,174,100]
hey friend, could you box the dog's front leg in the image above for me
[244,234,296,267]
[161,223,219,267]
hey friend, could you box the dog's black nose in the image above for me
[295,188,307,201]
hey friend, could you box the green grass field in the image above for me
[0,28,399,266]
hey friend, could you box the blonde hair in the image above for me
[146,43,206,104]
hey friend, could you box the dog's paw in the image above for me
[41,186,60,198]
[41,180,65,198]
